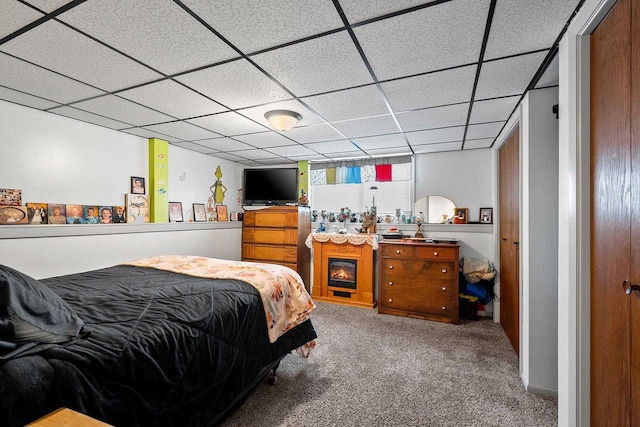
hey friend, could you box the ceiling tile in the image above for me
[58,0,238,75]
[475,51,548,99]
[355,0,489,80]
[118,80,226,119]
[238,99,323,128]
[464,138,494,149]
[171,141,217,154]
[484,0,581,60]
[413,141,462,153]
[381,65,476,112]
[1,1,44,39]
[340,0,440,23]
[362,146,413,157]
[252,31,373,97]
[49,106,132,129]
[229,149,281,160]
[0,21,162,92]
[406,126,465,145]
[331,115,399,139]
[305,139,362,154]
[396,103,469,132]
[194,137,254,151]
[0,86,60,110]
[208,151,251,162]
[352,133,407,150]
[0,53,105,104]
[465,122,505,140]
[182,0,343,53]
[277,123,344,143]
[266,144,318,157]
[302,85,389,122]
[22,0,74,13]
[187,111,267,136]
[535,54,559,88]
[143,121,221,141]
[289,154,330,161]
[72,95,175,126]
[469,95,520,124]
[121,127,183,142]
[257,157,298,165]
[176,59,292,110]
[233,132,297,149]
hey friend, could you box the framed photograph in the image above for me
[479,207,493,224]
[131,176,146,195]
[65,204,85,224]
[193,203,206,222]
[0,205,28,225]
[83,205,100,224]
[98,206,113,224]
[112,206,126,223]
[216,204,228,222]
[0,188,22,206]
[26,202,48,224]
[454,207,469,224]
[169,202,183,222]
[47,204,67,224]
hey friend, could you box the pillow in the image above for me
[0,265,85,344]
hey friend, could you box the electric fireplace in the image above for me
[328,258,357,289]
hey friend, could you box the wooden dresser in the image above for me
[378,241,460,324]
[242,206,311,290]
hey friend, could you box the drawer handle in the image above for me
[441,286,447,291]
[389,265,394,269]
[441,306,446,310]
[388,281,394,286]
[396,249,400,254]
[388,299,393,303]
[433,251,438,256]
[441,269,447,273]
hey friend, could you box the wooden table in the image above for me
[27,408,113,426]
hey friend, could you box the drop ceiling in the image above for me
[1,0,583,166]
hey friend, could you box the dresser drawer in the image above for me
[415,246,457,261]
[381,244,415,258]
[242,244,297,262]
[243,228,297,245]
[381,259,455,279]
[380,272,456,297]
[380,285,456,318]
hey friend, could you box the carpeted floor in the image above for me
[218,302,557,426]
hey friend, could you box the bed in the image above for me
[0,255,317,426]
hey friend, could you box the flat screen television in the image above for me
[242,167,299,206]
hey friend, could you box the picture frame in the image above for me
[454,208,469,224]
[131,176,146,195]
[47,204,67,225]
[479,207,493,224]
[169,201,183,222]
[0,205,28,225]
[26,202,48,224]
[216,204,228,222]
[0,188,22,206]
[98,206,113,224]
[112,206,126,223]
[65,204,85,224]
[193,203,206,222]
[83,205,100,224]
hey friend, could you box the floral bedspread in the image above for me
[124,255,316,344]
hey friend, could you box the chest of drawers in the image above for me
[378,241,459,324]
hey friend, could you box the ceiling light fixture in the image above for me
[264,110,302,131]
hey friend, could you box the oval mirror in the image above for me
[414,196,456,223]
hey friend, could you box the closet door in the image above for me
[499,127,520,355]
[591,0,637,424]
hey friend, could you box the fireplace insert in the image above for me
[328,258,357,289]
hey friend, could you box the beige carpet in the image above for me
[218,302,557,426]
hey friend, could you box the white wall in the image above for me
[521,87,560,396]
[0,100,244,279]
[415,149,494,223]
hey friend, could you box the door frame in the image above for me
[558,0,618,425]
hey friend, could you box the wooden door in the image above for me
[591,0,639,424]
[499,127,520,355]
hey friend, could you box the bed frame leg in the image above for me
[266,361,280,386]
